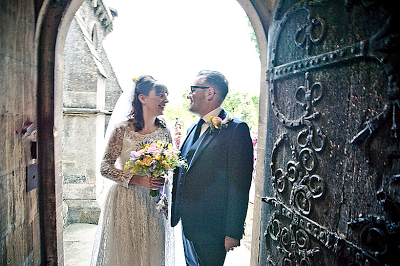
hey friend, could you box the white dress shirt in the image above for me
[198,107,223,138]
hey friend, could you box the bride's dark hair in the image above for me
[129,75,168,131]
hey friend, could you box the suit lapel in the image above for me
[187,109,228,170]
[188,128,213,168]
[180,123,196,157]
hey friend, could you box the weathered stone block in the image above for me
[63,183,96,200]
[63,91,97,108]
[13,169,26,228]
[31,215,41,265]
[6,230,15,265]
[0,173,11,238]
[63,174,86,184]
[64,199,101,225]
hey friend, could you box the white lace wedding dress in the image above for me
[89,122,175,266]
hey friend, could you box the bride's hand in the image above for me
[130,175,166,189]
[149,176,166,189]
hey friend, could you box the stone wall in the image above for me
[0,0,41,264]
[62,0,121,226]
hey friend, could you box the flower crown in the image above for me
[208,115,232,133]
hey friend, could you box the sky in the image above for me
[102,0,261,105]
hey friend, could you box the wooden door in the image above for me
[259,1,400,265]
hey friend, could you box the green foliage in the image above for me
[164,89,259,133]
[163,17,260,132]
[222,90,259,132]
[164,88,197,129]
[248,18,259,57]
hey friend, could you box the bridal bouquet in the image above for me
[124,137,187,217]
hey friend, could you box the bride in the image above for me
[89,75,175,265]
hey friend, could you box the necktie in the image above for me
[192,119,205,145]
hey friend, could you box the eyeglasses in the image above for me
[190,86,210,94]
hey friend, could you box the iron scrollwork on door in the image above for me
[262,0,400,265]
[263,197,383,266]
[294,15,326,55]
[271,127,325,217]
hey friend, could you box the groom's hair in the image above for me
[197,70,229,102]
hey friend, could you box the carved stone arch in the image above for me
[36,0,89,264]
[36,0,272,265]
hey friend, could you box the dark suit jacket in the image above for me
[171,109,253,244]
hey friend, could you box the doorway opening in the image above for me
[51,0,269,265]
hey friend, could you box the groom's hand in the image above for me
[224,236,240,252]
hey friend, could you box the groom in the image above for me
[171,70,254,265]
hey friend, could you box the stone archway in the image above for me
[37,0,272,265]
[235,1,273,264]
[36,1,86,264]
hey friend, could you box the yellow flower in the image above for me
[155,154,161,160]
[211,116,219,127]
[142,155,153,166]
[162,160,170,170]
[164,164,170,170]
[208,115,229,132]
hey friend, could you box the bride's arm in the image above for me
[100,125,166,189]
[100,126,133,188]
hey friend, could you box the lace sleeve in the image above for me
[100,125,132,187]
